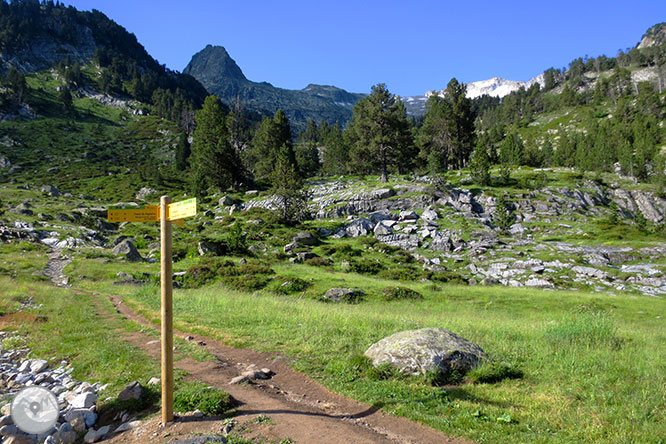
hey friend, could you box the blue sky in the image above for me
[64,1,665,96]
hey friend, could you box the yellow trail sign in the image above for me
[167,198,196,221]
[107,205,159,222]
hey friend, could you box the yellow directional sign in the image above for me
[108,205,159,222]
[167,198,196,221]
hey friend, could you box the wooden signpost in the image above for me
[107,196,196,424]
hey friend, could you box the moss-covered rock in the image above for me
[364,328,486,378]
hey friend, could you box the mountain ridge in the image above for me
[184,44,365,130]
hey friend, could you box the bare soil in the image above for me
[81,289,474,444]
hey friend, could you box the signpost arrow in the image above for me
[106,196,196,424]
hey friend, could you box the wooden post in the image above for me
[160,195,174,423]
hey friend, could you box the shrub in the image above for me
[348,259,385,274]
[305,256,332,267]
[269,276,311,295]
[381,286,423,301]
[378,268,421,281]
[224,223,247,253]
[174,382,235,416]
[426,271,467,284]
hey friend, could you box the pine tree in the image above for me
[469,141,491,186]
[348,83,413,182]
[270,144,310,225]
[189,95,240,195]
[175,131,191,171]
[418,78,475,173]
[248,109,294,181]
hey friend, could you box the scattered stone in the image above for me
[283,242,299,254]
[219,195,235,206]
[292,232,318,246]
[114,420,141,433]
[524,278,555,288]
[421,208,438,221]
[321,288,365,304]
[398,210,419,221]
[228,375,249,385]
[345,218,374,237]
[370,188,395,199]
[70,392,98,409]
[373,222,392,236]
[112,239,143,262]
[40,185,61,197]
[296,252,318,261]
[365,328,486,378]
[118,381,143,401]
[83,425,110,443]
[135,187,158,201]
[198,240,222,256]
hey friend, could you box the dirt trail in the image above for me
[42,249,71,287]
[80,288,474,444]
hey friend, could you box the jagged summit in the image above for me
[183,45,247,84]
[183,45,364,129]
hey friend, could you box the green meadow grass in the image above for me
[115,263,666,444]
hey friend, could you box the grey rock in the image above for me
[292,232,318,246]
[283,242,299,254]
[219,195,235,206]
[0,424,19,436]
[147,377,160,386]
[480,277,500,286]
[0,415,12,426]
[228,375,249,385]
[29,359,48,373]
[70,392,97,409]
[40,185,61,197]
[197,240,222,256]
[370,188,395,199]
[524,278,554,288]
[572,265,608,279]
[373,222,393,236]
[112,240,143,262]
[114,420,142,433]
[368,209,394,222]
[118,381,143,401]
[84,425,110,443]
[321,288,365,304]
[365,328,486,377]
[398,210,419,221]
[345,218,374,237]
[296,252,318,261]
[135,187,158,201]
[421,208,438,221]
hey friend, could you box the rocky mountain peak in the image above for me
[183,45,247,84]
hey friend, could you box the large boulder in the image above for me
[112,240,143,262]
[364,328,486,377]
[345,218,374,237]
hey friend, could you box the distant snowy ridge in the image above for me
[401,74,545,115]
[429,74,545,99]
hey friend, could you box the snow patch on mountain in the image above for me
[401,74,545,115]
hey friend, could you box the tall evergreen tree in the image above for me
[248,109,294,181]
[189,95,241,195]
[270,144,310,225]
[418,78,475,172]
[175,131,191,171]
[348,83,413,182]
